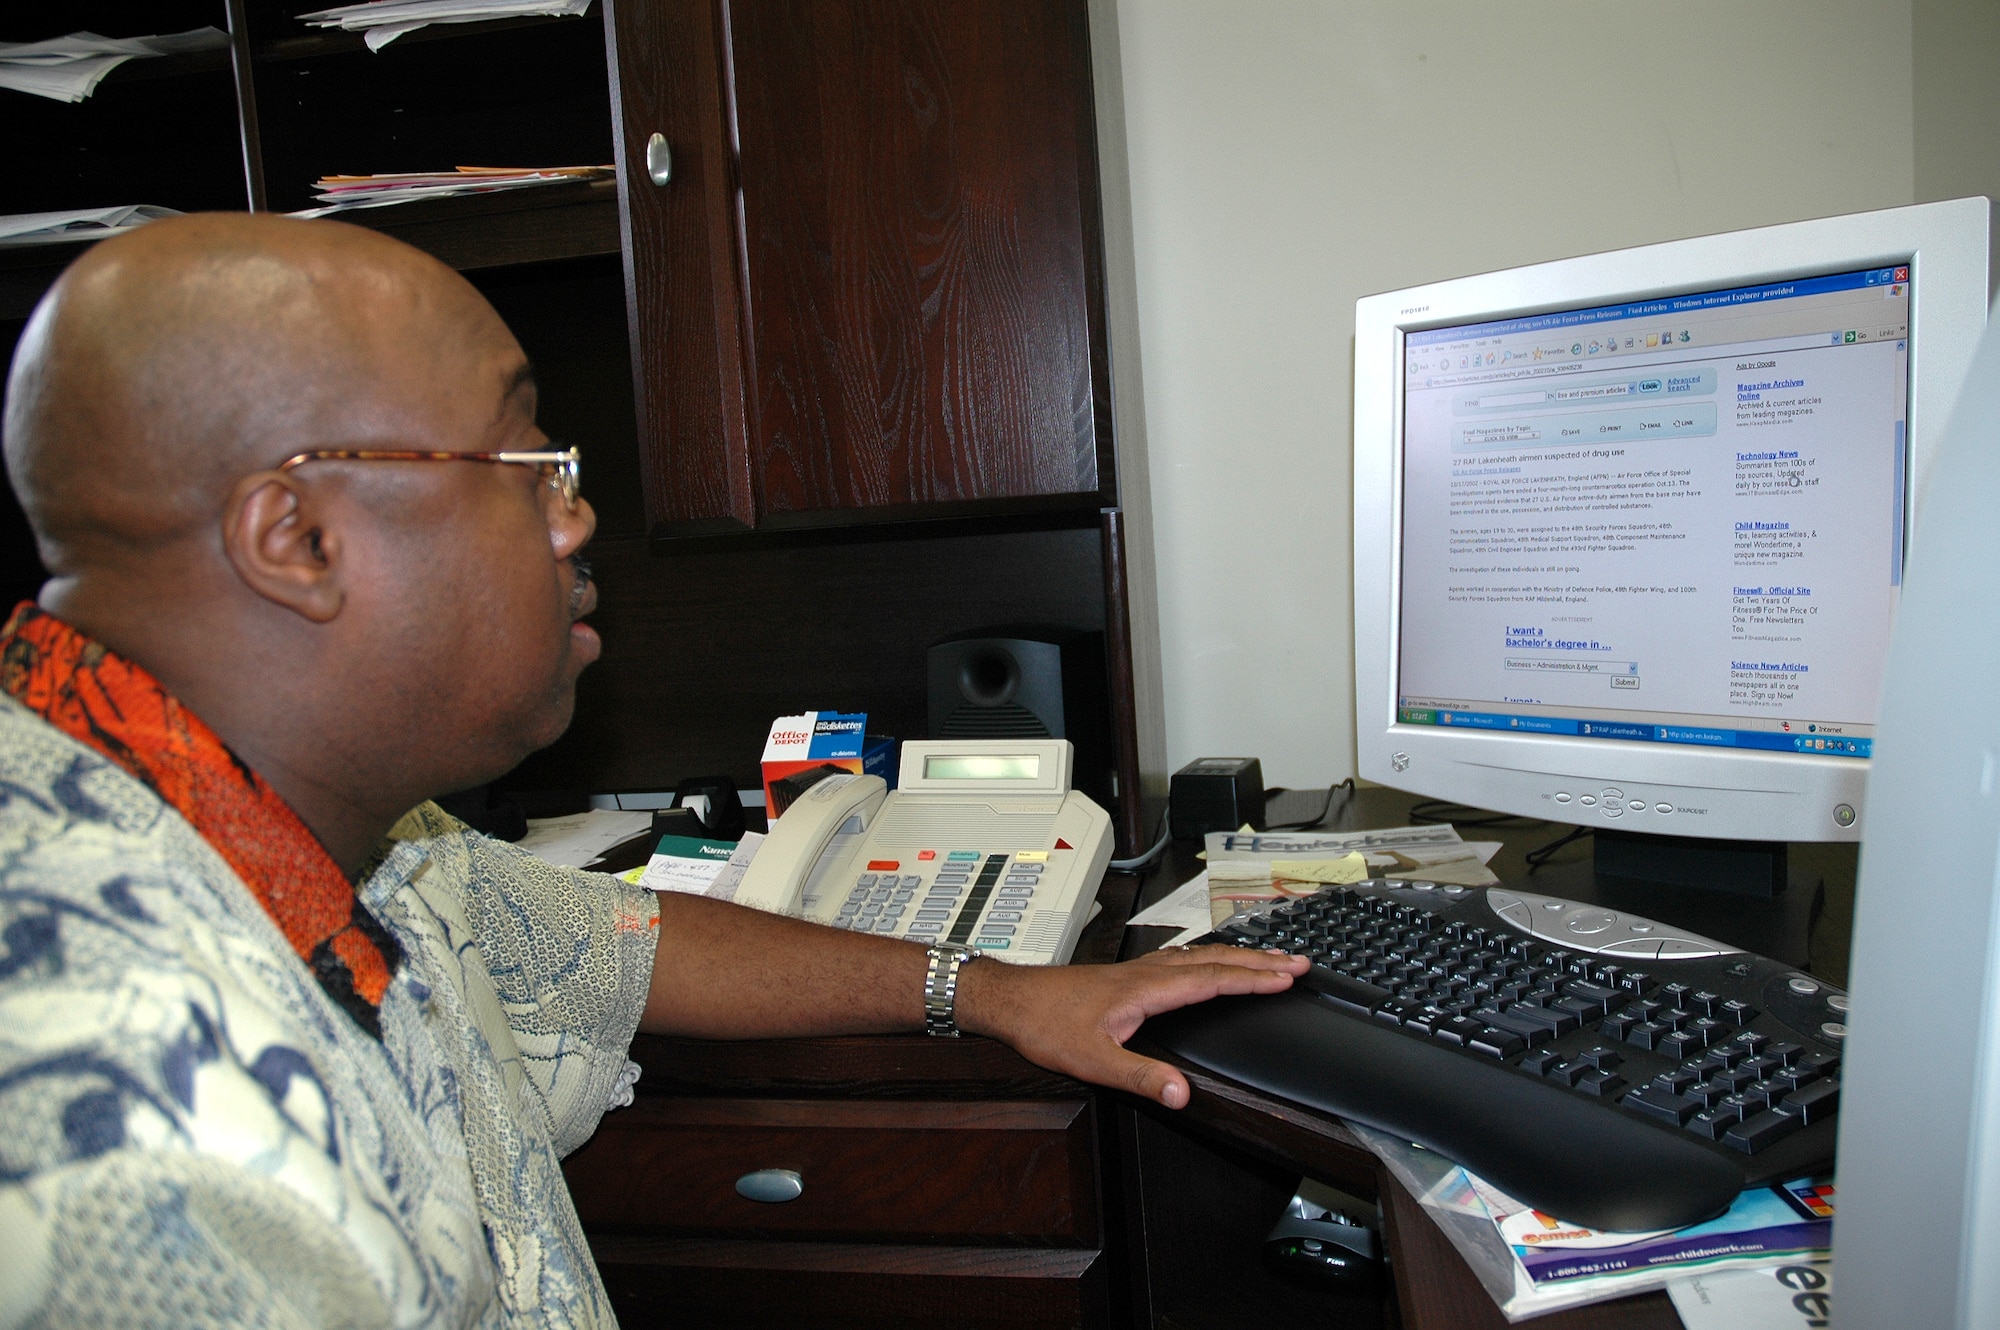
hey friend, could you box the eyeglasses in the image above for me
[276,446,582,510]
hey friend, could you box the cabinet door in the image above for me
[610,0,1114,532]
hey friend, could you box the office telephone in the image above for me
[732,739,1114,965]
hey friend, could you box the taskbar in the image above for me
[1396,707,1871,758]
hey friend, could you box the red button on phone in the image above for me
[867,860,900,872]
[918,850,937,861]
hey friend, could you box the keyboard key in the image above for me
[1720,999,1758,1025]
[1375,997,1424,1026]
[1435,1015,1485,1046]
[1658,1031,1703,1060]
[1519,1049,1564,1076]
[1744,1077,1793,1110]
[1501,1003,1579,1037]
[1559,980,1621,1016]
[1687,990,1723,1017]
[855,874,878,888]
[1599,1012,1637,1041]
[1685,1080,1729,1109]
[1652,1068,1699,1094]
[1768,1041,1805,1067]
[1618,971,1654,994]
[1300,967,1391,1015]
[1573,1070,1626,1098]
[1686,1107,1742,1140]
[1468,1028,1526,1059]
[1622,1086,1699,1127]
[1784,1077,1840,1124]
[1660,982,1693,1008]
[1626,1020,1672,1050]
[1472,1006,1554,1046]
[1686,1018,1727,1048]
[1573,1046,1623,1071]
[1723,1108,1804,1153]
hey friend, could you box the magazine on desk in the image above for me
[1349,1121,1832,1320]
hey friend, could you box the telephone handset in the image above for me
[729,739,1114,966]
[732,772,888,916]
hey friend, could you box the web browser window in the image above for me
[1396,266,1911,758]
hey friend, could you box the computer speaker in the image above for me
[927,627,1112,808]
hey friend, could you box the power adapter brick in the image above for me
[1169,757,1265,840]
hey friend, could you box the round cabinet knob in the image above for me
[645,132,673,187]
[735,1168,804,1203]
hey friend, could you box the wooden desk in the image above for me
[564,790,1845,1328]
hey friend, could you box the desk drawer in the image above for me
[564,1097,1098,1244]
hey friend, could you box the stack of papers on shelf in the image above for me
[290,165,614,218]
[0,206,182,248]
[297,0,594,52]
[1351,1121,1834,1319]
[0,28,230,103]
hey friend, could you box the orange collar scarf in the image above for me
[1,602,400,1039]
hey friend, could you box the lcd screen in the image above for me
[923,754,1041,781]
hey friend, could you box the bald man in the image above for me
[0,215,1304,1328]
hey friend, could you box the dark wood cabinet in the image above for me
[567,1035,1117,1329]
[610,0,1115,534]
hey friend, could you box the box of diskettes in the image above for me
[761,712,895,817]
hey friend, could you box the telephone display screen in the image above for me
[923,754,1041,781]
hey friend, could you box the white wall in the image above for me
[1110,0,1917,787]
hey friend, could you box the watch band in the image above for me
[923,944,981,1038]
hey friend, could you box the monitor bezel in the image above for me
[1353,197,1995,843]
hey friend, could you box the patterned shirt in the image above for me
[0,694,661,1328]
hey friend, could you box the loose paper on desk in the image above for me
[1205,824,1503,897]
[637,832,765,901]
[517,808,651,869]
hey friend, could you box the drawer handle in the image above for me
[735,1169,804,1203]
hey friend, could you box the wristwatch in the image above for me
[923,944,982,1038]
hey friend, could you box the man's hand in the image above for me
[954,945,1308,1109]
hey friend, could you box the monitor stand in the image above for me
[1593,829,1787,897]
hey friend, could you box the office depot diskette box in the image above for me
[761,712,894,813]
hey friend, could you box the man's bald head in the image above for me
[1,214,599,874]
[5,213,512,566]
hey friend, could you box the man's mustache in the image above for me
[568,553,593,615]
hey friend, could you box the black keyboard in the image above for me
[1142,877,1845,1233]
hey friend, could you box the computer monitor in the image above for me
[1834,283,2000,1329]
[1353,198,1995,857]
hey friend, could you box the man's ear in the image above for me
[221,472,344,623]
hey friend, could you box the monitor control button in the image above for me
[1628,800,1644,811]
[1601,787,1624,801]
[1602,800,1624,819]
[1833,803,1857,828]
[1579,795,1598,806]
[1655,803,1672,814]
[1554,792,1572,803]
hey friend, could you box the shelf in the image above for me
[335,177,620,270]
[0,180,619,321]
[253,11,596,63]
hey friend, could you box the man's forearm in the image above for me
[637,890,1308,1108]
[639,892,932,1038]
